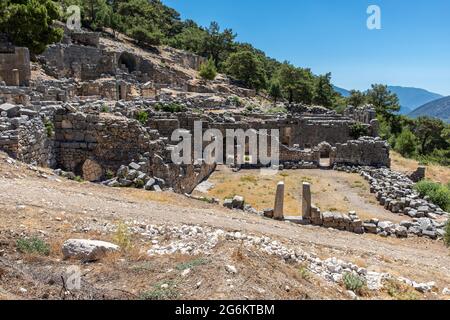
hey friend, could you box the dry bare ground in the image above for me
[197,166,408,223]
[0,152,449,300]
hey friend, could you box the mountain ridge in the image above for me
[409,96,450,123]
[333,85,443,115]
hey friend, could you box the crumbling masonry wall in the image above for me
[0,47,31,86]
[0,110,55,166]
[334,137,390,168]
[53,111,155,173]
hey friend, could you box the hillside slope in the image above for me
[409,96,450,123]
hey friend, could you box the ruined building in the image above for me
[0,29,390,193]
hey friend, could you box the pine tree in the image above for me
[199,58,217,81]
[313,73,334,108]
[269,80,282,105]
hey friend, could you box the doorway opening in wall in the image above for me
[118,52,137,73]
[319,153,331,168]
[318,143,332,168]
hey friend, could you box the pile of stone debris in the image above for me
[334,164,448,240]
[102,156,164,192]
[223,195,261,215]
[335,164,449,218]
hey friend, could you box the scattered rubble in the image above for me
[128,222,442,295]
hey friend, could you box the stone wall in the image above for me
[279,145,320,164]
[39,44,116,80]
[345,105,377,124]
[334,137,390,167]
[53,111,155,174]
[291,117,354,148]
[70,32,100,48]
[0,47,31,86]
[165,47,206,70]
[0,87,31,105]
[0,104,55,166]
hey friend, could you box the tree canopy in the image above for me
[347,90,367,107]
[0,0,63,55]
[366,84,401,118]
[224,50,266,91]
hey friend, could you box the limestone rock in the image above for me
[0,103,20,117]
[231,195,245,210]
[62,239,119,262]
[225,265,238,274]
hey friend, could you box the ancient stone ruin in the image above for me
[0,28,446,242]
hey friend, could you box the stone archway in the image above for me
[316,142,334,168]
[118,52,137,73]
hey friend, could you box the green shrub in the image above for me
[415,180,450,211]
[114,221,132,250]
[176,258,209,271]
[385,279,420,300]
[101,105,110,113]
[349,123,369,140]
[44,119,54,138]
[395,129,417,157]
[136,110,149,125]
[415,180,441,197]
[298,264,311,281]
[415,149,450,167]
[140,281,179,300]
[198,58,217,80]
[17,237,50,256]
[343,272,366,295]
[128,26,162,46]
[105,169,115,180]
[265,106,287,114]
[134,179,145,188]
[155,103,185,113]
[228,96,241,107]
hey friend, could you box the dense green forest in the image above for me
[1,0,449,167]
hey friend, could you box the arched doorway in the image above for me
[316,142,333,168]
[118,52,137,73]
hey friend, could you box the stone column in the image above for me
[119,81,127,100]
[12,69,20,86]
[302,182,311,220]
[273,182,285,220]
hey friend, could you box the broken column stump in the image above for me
[273,181,285,220]
[302,182,311,221]
[12,69,20,86]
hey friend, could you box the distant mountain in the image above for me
[387,86,443,115]
[333,85,443,115]
[409,96,450,123]
[333,85,350,97]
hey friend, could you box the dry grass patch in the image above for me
[383,278,421,300]
[203,168,395,220]
[391,151,450,185]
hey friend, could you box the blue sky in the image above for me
[163,0,450,95]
